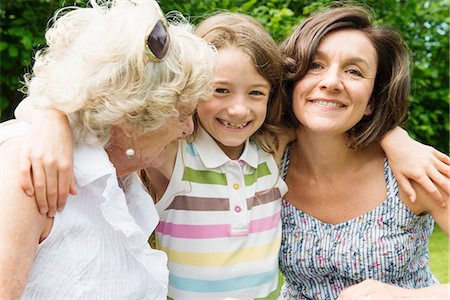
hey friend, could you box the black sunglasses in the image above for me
[145,19,170,62]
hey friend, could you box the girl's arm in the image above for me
[338,279,449,300]
[0,137,51,299]
[15,98,76,217]
[381,126,450,207]
[404,173,450,235]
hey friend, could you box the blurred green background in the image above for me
[1,0,449,154]
[0,0,448,283]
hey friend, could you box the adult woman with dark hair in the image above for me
[0,0,215,298]
[278,5,449,299]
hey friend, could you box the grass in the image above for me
[429,225,449,283]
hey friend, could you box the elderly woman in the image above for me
[0,0,215,299]
[278,5,449,300]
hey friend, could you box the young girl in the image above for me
[16,10,450,300]
[143,12,288,299]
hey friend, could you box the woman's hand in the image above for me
[18,109,76,217]
[338,279,449,300]
[381,127,449,207]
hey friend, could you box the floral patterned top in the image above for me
[279,144,438,300]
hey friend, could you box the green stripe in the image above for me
[182,167,227,185]
[244,162,271,186]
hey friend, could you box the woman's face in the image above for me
[292,29,377,135]
[110,100,197,176]
[133,101,197,169]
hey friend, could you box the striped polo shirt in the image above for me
[155,126,288,300]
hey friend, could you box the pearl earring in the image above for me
[125,148,135,159]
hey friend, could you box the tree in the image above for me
[1,0,448,152]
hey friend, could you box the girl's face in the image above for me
[292,29,377,135]
[196,47,270,159]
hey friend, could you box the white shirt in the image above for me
[0,122,169,299]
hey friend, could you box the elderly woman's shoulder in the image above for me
[0,119,21,128]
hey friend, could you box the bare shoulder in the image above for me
[0,136,50,299]
[0,136,48,228]
[0,119,20,128]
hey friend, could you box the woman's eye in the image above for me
[347,69,363,77]
[309,62,322,70]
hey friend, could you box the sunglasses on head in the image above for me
[145,18,170,62]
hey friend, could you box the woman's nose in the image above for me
[319,67,343,91]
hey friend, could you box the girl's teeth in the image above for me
[220,120,248,129]
[312,100,344,108]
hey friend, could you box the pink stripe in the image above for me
[156,212,280,239]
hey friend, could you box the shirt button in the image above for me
[234,205,242,213]
[233,183,240,190]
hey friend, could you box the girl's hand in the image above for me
[18,109,76,217]
[381,127,449,207]
[337,279,414,299]
[338,280,450,300]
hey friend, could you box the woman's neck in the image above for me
[292,128,373,180]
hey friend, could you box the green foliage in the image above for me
[429,225,449,282]
[1,0,448,152]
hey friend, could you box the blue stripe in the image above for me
[169,269,277,292]
[186,142,198,156]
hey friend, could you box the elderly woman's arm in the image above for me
[0,136,51,299]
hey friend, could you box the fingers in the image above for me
[30,153,60,217]
[69,176,77,196]
[18,151,34,197]
[414,174,444,206]
[56,161,75,212]
[428,168,449,207]
[433,148,450,165]
[337,281,368,300]
[395,173,417,203]
[30,159,49,216]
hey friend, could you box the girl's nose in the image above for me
[228,95,249,117]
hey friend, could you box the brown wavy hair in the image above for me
[280,5,410,149]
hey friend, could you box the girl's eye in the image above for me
[215,88,229,94]
[249,90,265,96]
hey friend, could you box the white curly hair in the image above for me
[24,0,216,145]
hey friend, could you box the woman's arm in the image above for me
[0,137,51,299]
[338,279,449,299]
[381,127,450,206]
[15,98,76,217]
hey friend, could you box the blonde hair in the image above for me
[24,0,216,145]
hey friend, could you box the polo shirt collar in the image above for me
[194,125,259,169]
